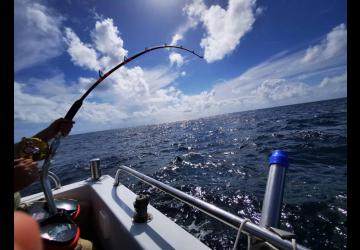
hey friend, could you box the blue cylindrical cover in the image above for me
[269,150,288,167]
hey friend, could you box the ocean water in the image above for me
[21,98,347,249]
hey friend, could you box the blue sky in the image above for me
[14,0,347,141]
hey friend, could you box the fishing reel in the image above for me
[17,137,50,161]
[17,137,82,250]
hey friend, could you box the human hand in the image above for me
[48,118,75,137]
[31,118,75,142]
[14,158,39,192]
[14,211,43,250]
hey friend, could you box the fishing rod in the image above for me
[64,44,203,120]
[40,44,204,214]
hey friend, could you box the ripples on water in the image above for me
[22,98,347,249]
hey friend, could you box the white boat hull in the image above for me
[21,175,210,250]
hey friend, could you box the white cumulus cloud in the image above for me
[65,18,130,71]
[199,0,257,62]
[64,28,100,71]
[91,18,128,66]
[14,81,67,123]
[171,33,183,45]
[302,24,347,63]
[251,79,310,101]
[317,73,347,99]
[15,0,65,72]
[170,0,207,46]
[169,52,184,67]
[171,0,258,63]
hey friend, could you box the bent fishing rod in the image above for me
[40,44,203,214]
[64,45,203,120]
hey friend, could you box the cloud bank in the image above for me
[15,10,347,139]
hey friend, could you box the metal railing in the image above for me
[48,171,61,190]
[113,165,309,250]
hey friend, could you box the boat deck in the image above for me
[21,175,210,250]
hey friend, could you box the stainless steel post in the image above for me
[260,150,288,228]
[90,158,101,181]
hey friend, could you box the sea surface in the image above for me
[22,98,347,249]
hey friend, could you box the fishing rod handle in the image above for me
[64,99,83,121]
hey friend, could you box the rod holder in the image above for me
[260,150,288,228]
[133,194,152,223]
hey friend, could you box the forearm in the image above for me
[31,118,73,141]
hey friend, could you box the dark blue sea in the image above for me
[21,98,347,249]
